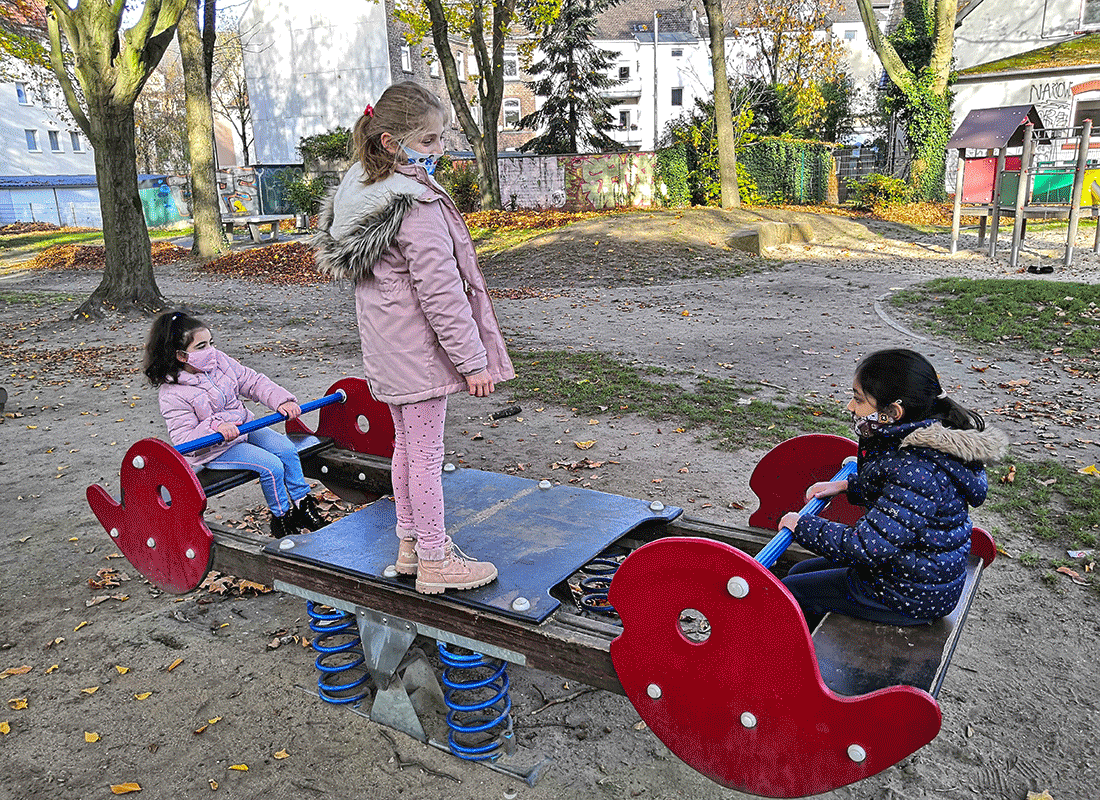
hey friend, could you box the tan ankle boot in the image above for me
[415,539,498,595]
[395,537,417,575]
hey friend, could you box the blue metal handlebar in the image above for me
[754,458,859,568]
[175,390,346,455]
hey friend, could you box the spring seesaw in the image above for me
[85,380,995,796]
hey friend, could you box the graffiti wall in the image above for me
[458,153,656,211]
[138,175,190,227]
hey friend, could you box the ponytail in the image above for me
[143,311,206,386]
[856,348,984,432]
[932,395,984,431]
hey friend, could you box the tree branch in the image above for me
[45,7,90,137]
[928,0,958,95]
[854,0,915,96]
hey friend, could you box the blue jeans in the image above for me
[782,557,933,627]
[206,427,309,517]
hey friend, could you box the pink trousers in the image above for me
[388,396,448,558]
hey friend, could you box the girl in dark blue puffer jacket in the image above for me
[779,349,1008,626]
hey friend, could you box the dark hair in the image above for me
[143,311,207,386]
[855,348,984,431]
[351,81,447,184]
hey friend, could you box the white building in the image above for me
[0,79,98,226]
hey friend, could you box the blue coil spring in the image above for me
[578,557,621,616]
[437,642,514,761]
[307,601,370,705]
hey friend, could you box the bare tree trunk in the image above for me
[704,0,740,208]
[178,0,228,258]
[76,105,165,318]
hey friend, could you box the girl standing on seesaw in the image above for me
[143,311,329,539]
[313,82,514,595]
[779,348,1008,626]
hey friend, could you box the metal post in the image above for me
[950,149,965,254]
[1009,124,1034,269]
[53,188,63,226]
[988,147,1008,257]
[652,12,659,151]
[1064,118,1092,268]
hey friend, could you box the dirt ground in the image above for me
[1,208,1098,800]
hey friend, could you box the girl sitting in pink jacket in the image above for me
[143,311,328,538]
[313,82,514,595]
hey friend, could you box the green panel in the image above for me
[1031,171,1074,204]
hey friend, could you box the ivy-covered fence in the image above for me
[740,137,836,204]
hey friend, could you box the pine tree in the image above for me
[519,0,624,154]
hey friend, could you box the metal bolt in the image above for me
[320,465,329,474]
[383,565,398,578]
[649,501,665,512]
[646,683,662,699]
[847,744,867,763]
[358,472,366,482]
[109,528,119,539]
[146,538,155,549]
[512,597,531,612]
[727,576,750,598]
[278,538,295,550]
[443,463,456,473]
[740,712,757,729]
[538,479,552,490]
[185,548,195,559]
[132,456,145,469]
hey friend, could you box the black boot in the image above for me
[270,510,300,538]
[293,494,328,532]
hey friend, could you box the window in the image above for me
[1083,0,1100,30]
[619,65,630,80]
[671,48,683,57]
[48,131,61,152]
[503,98,520,129]
[429,59,440,78]
[456,51,465,80]
[619,110,630,130]
[503,50,518,79]
[401,45,412,73]
[1074,98,1100,126]
[15,82,29,104]
[25,129,39,152]
[70,131,84,152]
[844,29,856,40]
[671,87,683,106]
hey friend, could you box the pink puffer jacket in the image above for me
[158,349,295,466]
[314,162,514,405]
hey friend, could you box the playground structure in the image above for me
[948,104,1100,268]
[85,379,995,797]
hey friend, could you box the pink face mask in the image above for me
[184,346,218,372]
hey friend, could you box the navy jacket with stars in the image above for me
[793,419,1009,620]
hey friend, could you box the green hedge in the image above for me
[739,137,834,204]
[655,144,691,207]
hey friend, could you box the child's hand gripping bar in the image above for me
[175,390,347,455]
[754,457,858,569]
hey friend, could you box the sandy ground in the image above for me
[0,209,1097,800]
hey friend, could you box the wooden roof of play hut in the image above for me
[947,105,1046,152]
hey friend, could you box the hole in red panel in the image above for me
[678,608,711,643]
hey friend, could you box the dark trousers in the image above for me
[782,557,933,627]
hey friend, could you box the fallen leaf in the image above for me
[73,621,88,632]
[166,658,183,672]
[193,724,208,735]
[110,783,142,795]
[633,720,647,731]
[115,665,129,675]
[8,698,27,710]
[273,749,290,759]
[81,686,99,695]
[574,440,596,450]
[209,779,218,790]
[133,692,152,700]
[1055,566,1090,585]
[651,478,663,484]
[85,731,101,743]
[1079,463,1100,477]
[46,637,64,649]
[45,665,58,674]
[1000,465,1016,484]
[229,764,248,771]
[1026,791,1055,800]
[208,716,222,725]
[0,666,32,679]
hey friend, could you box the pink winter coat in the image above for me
[313,162,514,405]
[158,349,296,466]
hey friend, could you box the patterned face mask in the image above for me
[852,409,896,437]
[402,145,439,175]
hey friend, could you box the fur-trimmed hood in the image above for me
[312,163,430,282]
[901,422,1009,465]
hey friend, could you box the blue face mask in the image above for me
[402,145,439,175]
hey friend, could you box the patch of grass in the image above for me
[470,226,548,257]
[987,461,1100,550]
[0,226,189,250]
[0,290,78,307]
[890,278,1100,359]
[507,348,849,449]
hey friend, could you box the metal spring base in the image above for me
[437,642,515,761]
[578,557,621,617]
[308,601,370,705]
